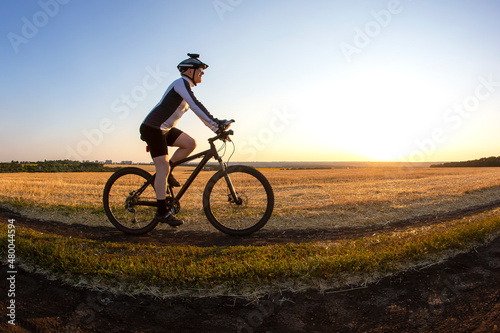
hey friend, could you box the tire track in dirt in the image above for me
[2,204,500,332]
[1,208,500,332]
[2,200,500,247]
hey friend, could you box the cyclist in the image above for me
[140,53,224,227]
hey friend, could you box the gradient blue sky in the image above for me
[2,0,500,163]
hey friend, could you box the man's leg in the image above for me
[167,133,197,187]
[170,133,197,164]
[152,154,169,201]
[152,154,183,226]
[141,124,182,226]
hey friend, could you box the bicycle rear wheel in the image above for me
[203,165,274,236]
[103,167,158,235]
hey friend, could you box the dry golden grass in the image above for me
[270,167,500,228]
[1,167,500,231]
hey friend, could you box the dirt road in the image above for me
[1,205,499,332]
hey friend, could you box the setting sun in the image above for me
[316,68,451,161]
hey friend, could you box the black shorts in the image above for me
[139,124,183,158]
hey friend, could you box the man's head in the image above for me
[182,67,204,85]
[177,53,208,85]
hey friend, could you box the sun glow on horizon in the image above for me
[315,68,451,162]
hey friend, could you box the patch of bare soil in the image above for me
[1,204,500,332]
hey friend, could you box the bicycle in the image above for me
[102,120,274,236]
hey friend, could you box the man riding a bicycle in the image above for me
[139,53,226,227]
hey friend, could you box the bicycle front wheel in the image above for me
[103,167,158,235]
[203,165,274,236]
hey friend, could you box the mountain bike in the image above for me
[102,120,274,236]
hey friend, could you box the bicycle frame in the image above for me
[104,121,274,236]
[133,134,231,207]
[169,139,224,201]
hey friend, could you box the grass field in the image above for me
[2,166,500,295]
[1,167,500,231]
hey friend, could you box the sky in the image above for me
[1,0,500,163]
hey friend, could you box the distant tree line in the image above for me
[0,160,121,173]
[431,156,500,168]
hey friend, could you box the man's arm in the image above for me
[175,79,219,132]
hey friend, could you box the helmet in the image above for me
[177,53,209,73]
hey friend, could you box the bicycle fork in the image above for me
[217,158,242,205]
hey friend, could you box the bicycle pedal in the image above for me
[168,174,181,187]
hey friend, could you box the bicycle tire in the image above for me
[203,165,274,236]
[103,167,159,235]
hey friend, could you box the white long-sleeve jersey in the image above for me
[142,76,218,133]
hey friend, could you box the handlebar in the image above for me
[209,119,235,143]
[219,119,235,130]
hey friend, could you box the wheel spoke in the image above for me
[203,166,274,235]
[103,168,158,235]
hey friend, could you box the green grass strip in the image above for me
[1,212,500,292]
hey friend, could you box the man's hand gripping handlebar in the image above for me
[215,119,235,142]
